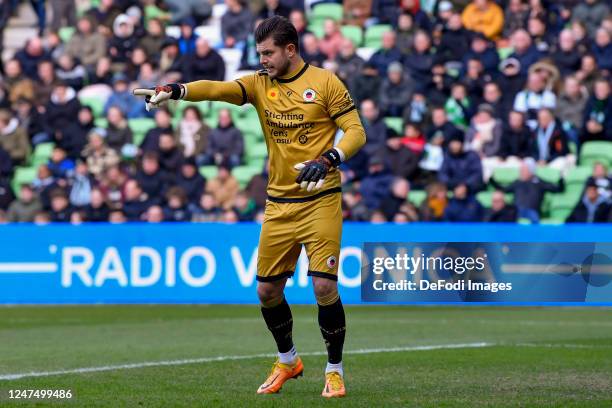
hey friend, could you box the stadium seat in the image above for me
[476,191,514,208]
[535,166,561,184]
[246,142,268,163]
[30,142,55,166]
[310,3,343,24]
[128,118,157,146]
[307,22,325,39]
[79,95,105,118]
[408,190,426,207]
[11,166,38,197]
[199,165,218,180]
[549,191,581,221]
[564,166,591,194]
[58,27,76,43]
[232,165,262,188]
[540,218,564,225]
[340,25,363,47]
[383,117,403,135]
[492,167,519,186]
[579,141,612,167]
[364,25,393,49]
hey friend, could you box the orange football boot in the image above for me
[321,371,346,398]
[256,357,304,394]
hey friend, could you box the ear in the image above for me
[286,43,297,57]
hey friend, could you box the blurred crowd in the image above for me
[1,0,612,224]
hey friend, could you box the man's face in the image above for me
[586,186,599,202]
[257,37,292,79]
[491,192,505,211]
[484,84,500,102]
[360,101,378,122]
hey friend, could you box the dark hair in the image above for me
[254,16,299,52]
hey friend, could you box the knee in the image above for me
[313,278,339,306]
[257,282,284,307]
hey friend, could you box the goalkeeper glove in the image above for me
[294,148,342,192]
[133,83,186,111]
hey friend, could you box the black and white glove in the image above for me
[294,148,342,192]
[133,83,185,111]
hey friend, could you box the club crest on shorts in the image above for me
[326,256,337,269]
[303,88,316,102]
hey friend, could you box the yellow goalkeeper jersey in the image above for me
[184,60,365,200]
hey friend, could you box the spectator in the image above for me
[419,181,448,221]
[482,82,509,121]
[205,162,239,210]
[98,165,128,210]
[555,75,588,144]
[182,38,226,83]
[89,56,113,86]
[403,30,434,85]
[572,0,609,38]
[301,33,325,67]
[176,158,206,205]
[513,71,556,130]
[336,38,365,86]
[342,186,370,221]
[465,104,503,180]
[439,132,484,192]
[0,146,12,178]
[437,13,471,67]
[7,184,42,222]
[163,186,191,222]
[551,29,582,76]
[135,152,172,203]
[31,164,61,209]
[461,0,504,40]
[69,161,92,208]
[104,73,145,118]
[349,62,382,106]
[140,108,173,153]
[55,54,86,91]
[444,183,484,222]
[401,122,426,156]
[499,110,536,162]
[444,83,473,130]
[65,16,107,68]
[232,191,257,221]
[246,159,269,209]
[484,190,518,222]
[240,18,264,70]
[360,99,389,157]
[158,133,184,173]
[384,129,421,180]
[581,77,612,144]
[259,0,291,19]
[492,162,563,223]
[396,13,416,55]
[122,179,151,221]
[145,205,165,223]
[43,82,83,146]
[533,108,572,173]
[85,0,122,35]
[201,109,244,167]
[49,188,73,222]
[593,27,612,75]
[159,38,182,76]
[360,155,395,210]
[83,129,120,180]
[508,29,541,76]
[14,37,50,79]
[139,18,167,61]
[461,59,489,103]
[528,16,553,53]
[108,209,127,223]
[35,59,59,105]
[108,14,137,67]
[379,62,415,117]
[84,188,110,222]
[175,106,210,160]
[165,0,211,26]
[47,146,75,179]
[503,0,529,37]
[60,106,95,160]
[319,19,344,60]
[379,178,416,221]
[0,109,30,164]
[176,16,198,56]
[368,31,403,76]
[221,0,253,49]
[105,106,133,153]
[289,10,310,51]
[566,179,611,223]
[426,106,463,150]
[191,191,222,222]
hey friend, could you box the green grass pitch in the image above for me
[0,305,611,407]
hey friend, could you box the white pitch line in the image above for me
[0,342,493,381]
[0,263,58,273]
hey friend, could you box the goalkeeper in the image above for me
[134,15,365,398]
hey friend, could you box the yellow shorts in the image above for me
[257,190,342,282]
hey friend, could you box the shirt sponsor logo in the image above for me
[303,88,316,102]
[267,87,280,100]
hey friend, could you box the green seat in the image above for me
[364,24,393,49]
[199,166,218,180]
[408,190,426,207]
[30,142,55,166]
[79,95,105,118]
[128,118,156,146]
[517,217,532,225]
[341,25,363,47]
[232,165,261,188]
[172,100,211,120]
[540,218,564,225]
[580,141,612,167]
[565,166,591,186]
[11,166,38,197]
[476,191,514,208]
[307,22,325,39]
[58,26,76,43]
[383,117,403,135]
[94,118,108,128]
[492,167,519,186]
[549,191,581,221]
[311,3,343,24]
[246,142,268,163]
[535,166,561,184]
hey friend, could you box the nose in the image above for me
[260,55,267,65]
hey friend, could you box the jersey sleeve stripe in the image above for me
[330,105,356,121]
[235,80,247,105]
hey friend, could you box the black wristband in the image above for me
[167,83,183,100]
[321,148,342,167]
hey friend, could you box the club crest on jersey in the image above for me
[303,88,316,102]
[327,256,337,269]
[267,87,279,100]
